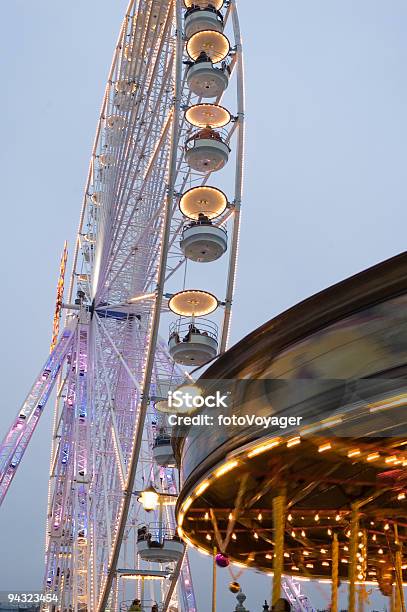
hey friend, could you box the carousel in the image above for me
[174,253,407,611]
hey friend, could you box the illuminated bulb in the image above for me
[301,530,306,537]
[370,521,375,526]
[322,561,329,567]
[372,534,377,542]
[367,453,379,462]
[335,514,340,521]
[254,532,259,540]
[265,554,272,560]
[139,486,159,512]
[287,436,301,448]
[341,559,348,564]
[358,543,364,549]
[306,563,314,568]
[346,530,351,538]
[204,512,209,521]
[397,492,406,500]
[314,513,320,522]
[358,531,363,537]
[358,573,364,580]
[291,531,296,538]
[206,533,212,541]
[384,523,390,531]
[348,448,361,458]
[343,546,349,552]
[320,549,327,554]
[319,443,332,453]
[291,565,299,571]
[232,533,237,540]
[288,513,293,522]
[257,513,263,521]
[385,456,397,464]
[327,529,333,536]
[228,512,233,520]
[284,552,290,558]
[303,551,310,556]
[378,548,383,555]
[196,480,210,496]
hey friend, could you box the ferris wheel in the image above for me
[0,0,244,610]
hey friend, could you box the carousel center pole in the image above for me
[272,487,287,607]
[394,524,405,612]
[331,532,339,612]
[348,502,360,612]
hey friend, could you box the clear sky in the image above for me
[0,1,406,610]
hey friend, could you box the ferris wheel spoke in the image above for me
[109,5,175,213]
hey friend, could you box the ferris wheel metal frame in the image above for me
[1,1,245,611]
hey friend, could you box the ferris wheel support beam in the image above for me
[162,547,187,612]
[220,0,245,353]
[97,2,184,609]
[95,314,142,392]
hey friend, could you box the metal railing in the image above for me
[184,127,230,150]
[182,219,227,235]
[137,523,180,544]
[169,317,218,343]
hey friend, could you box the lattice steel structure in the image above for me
[1,1,245,610]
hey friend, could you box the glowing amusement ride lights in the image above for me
[174,389,407,599]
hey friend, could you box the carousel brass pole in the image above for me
[331,532,339,612]
[272,487,287,606]
[394,524,405,612]
[348,503,360,612]
[212,545,217,612]
[390,586,395,612]
[357,584,364,612]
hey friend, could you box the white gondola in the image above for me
[168,318,218,366]
[184,7,224,39]
[185,129,230,173]
[105,115,125,146]
[137,527,184,564]
[90,191,103,206]
[187,59,229,98]
[152,434,176,467]
[180,221,227,262]
[99,153,115,167]
[114,80,138,112]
